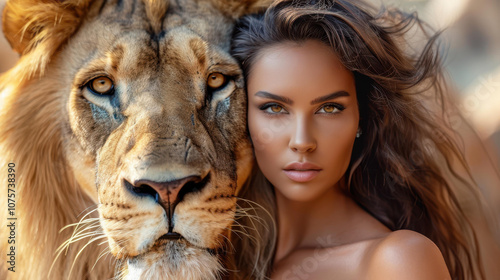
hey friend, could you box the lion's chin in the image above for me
[125,239,223,280]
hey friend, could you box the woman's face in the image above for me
[247,40,359,202]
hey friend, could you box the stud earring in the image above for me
[356,128,362,138]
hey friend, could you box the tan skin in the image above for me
[247,40,452,280]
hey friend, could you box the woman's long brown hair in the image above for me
[230,0,484,279]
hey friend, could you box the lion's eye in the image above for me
[89,76,114,95]
[207,73,226,90]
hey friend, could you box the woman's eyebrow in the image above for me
[254,91,293,105]
[311,91,350,105]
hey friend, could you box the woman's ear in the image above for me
[2,0,91,55]
[356,128,362,138]
[209,0,272,19]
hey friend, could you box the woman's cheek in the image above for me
[248,114,278,180]
[249,112,284,152]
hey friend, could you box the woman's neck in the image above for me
[273,184,372,263]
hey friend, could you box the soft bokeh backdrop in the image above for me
[374,0,500,249]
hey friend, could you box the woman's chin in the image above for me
[275,184,331,203]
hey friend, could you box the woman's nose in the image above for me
[288,117,316,153]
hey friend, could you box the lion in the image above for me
[0,0,271,279]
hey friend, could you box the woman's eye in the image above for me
[317,103,344,114]
[270,105,283,113]
[207,73,227,90]
[260,103,287,114]
[87,76,114,95]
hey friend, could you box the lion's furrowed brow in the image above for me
[142,0,170,34]
[107,45,125,72]
[189,38,208,67]
[72,44,125,86]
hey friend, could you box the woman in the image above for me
[230,0,484,279]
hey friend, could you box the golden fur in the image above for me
[0,0,270,279]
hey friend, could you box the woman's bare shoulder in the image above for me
[363,230,451,280]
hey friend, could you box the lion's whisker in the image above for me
[77,204,100,218]
[92,246,113,271]
[50,226,106,277]
[230,220,256,232]
[218,233,236,253]
[69,235,110,278]
[58,225,104,254]
[235,199,273,232]
[62,217,101,254]
[61,218,100,232]
[61,208,99,234]
[236,197,274,219]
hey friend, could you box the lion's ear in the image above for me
[210,0,272,19]
[2,0,91,55]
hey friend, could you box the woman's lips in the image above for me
[283,162,322,182]
[283,170,320,182]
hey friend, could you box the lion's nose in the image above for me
[129,175,206,205]
[125,174,209,229]
[124,173,210,229]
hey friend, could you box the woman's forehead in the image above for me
[247,40,356,102]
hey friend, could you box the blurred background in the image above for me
[1,0,499,276]
[372,1,500,265]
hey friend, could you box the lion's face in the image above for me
[53,0,253,278]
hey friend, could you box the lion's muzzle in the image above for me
[124,172,210,228]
